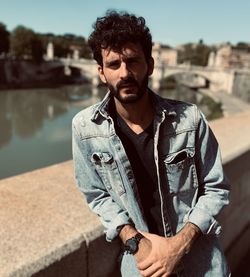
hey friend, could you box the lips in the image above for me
[117,77,138,90]
[118,82,137,89]
[120,84,135,88]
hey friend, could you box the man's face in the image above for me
[98,42,154,104]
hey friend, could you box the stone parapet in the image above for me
[0,162,120,277]
[210,111,250,272]
[0,111,250,276]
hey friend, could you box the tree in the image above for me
[38,32,91,59]
[235,42,250,52]
[31,36,44,63]
[177,41,211,66]
[0,22,10,54]
[10,26,91,61]
[10,25,43,62]
[194,43,211,66]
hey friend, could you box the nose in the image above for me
[119,62,131,79]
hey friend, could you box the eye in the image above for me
[107,61,120,69]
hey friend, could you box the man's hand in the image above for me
[119,223,200,276]
[134,236,152,263]
[136,231,183,277]
[136,223,201,277]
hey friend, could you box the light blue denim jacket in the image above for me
[72,90,230,276]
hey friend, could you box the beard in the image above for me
[106,74,149,104]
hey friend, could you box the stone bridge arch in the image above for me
[161,70,212,89]
[59,58,236,94]
[152,64,235,93]
[61,58,100,86]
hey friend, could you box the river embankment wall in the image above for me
[0,59,86,89]
[232,71,250,102]
[0,111,250,276]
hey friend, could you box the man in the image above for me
[72,10,230,276]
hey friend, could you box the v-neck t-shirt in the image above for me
[114,113,164,236]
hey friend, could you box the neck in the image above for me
[114,90,154,129]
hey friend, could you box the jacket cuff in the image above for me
[184,207,222,235]
[105,214,134,242]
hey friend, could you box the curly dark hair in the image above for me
[88,10,153,66]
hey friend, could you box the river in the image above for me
[0,84,222,180]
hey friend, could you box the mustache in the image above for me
[116,77,138,89]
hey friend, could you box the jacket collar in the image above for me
[91,88,177,122]
[149,89,177,118]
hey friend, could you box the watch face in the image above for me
[128,239,138,253]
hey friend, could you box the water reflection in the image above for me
[0,85,108,179]
[0,92,12,148]
[0,84,221,180]
[0,86,106,145]
[0,89,67,141]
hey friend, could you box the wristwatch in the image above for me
[124,233,144,254]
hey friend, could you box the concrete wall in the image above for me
[232,71,250,102]
[0,112,250,276]
[221,149,250,272]
[0,162,121,277]
[210,111,250,273]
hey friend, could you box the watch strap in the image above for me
[124,233,144,254]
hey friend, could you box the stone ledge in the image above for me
[1,111,250,276]
[0,161,103,277]
[209,111,250,164]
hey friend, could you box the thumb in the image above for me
[138,230,154,239]
[137,229,147,235]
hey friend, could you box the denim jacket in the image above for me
[72,90,230,276]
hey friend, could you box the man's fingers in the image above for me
[150,268,168,277]
[139,262,161,277]
[138,230,155,240]
[137,258,153,270]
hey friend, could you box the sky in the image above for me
[1,0,250,47]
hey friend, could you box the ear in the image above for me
[147,57,154,76]
[98,65,107,84]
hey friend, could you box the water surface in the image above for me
[0,85,221,179]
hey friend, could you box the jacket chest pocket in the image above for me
[163,148,198,199]
[91,152,125,196]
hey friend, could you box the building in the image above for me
[210,44,250,69]
[152,43,177,66]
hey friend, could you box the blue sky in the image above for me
[1,0,250,46]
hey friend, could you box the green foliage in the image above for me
[178,41,211,66]
[235,42,250,52]
[198,95,223,120]
[8,24,91,62]
[10,25,43,62]
[0,22,10,54]
[39,33,91,58]
[31,37,44,63]
[10,25,34,57]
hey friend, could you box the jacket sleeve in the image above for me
[184,108,230,235]
[72,121,133,242]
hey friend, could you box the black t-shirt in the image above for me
[113,111,164,236]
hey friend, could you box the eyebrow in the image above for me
[105,55,141,66]
[105,59,120,67]
[125,56,141,62]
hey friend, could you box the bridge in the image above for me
[58,57,250,94]
[153,63,235,93]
